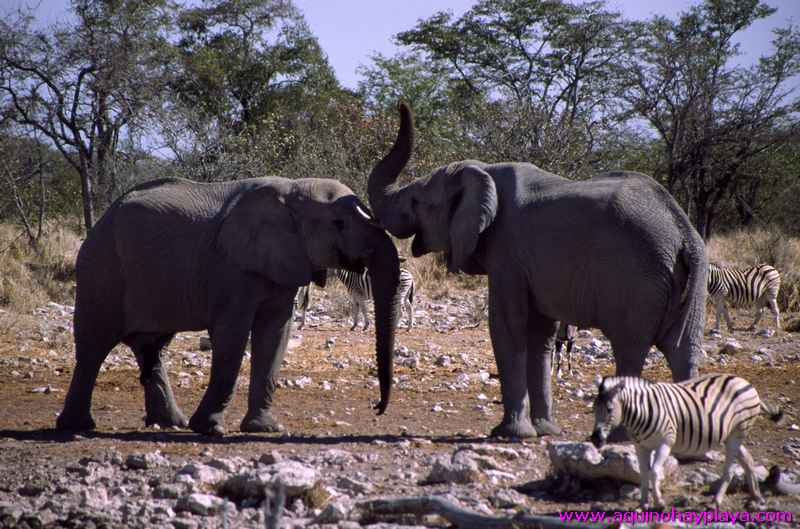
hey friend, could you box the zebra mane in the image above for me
[596,375,652,399]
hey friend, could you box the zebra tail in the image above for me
[761,402,784,423]
[408,280,415,304]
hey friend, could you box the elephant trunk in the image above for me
[367,232,401,415]
[367,102,415,237]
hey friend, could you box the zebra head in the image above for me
[590,375,626,448]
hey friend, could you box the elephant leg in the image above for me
[487,277,536,438]
[241,293,294,433]
[526,314,560,436]
[126,333,187,428]
[189,313,252,436]
[57,333,119,431]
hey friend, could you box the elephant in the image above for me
[56,176,401,436]
[367,103,708,438]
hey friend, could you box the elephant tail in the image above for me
[656,238,708,379]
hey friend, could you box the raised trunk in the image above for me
[367,102,415,236]
[366,233,401,415]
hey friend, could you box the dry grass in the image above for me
[0,223,81,312]
[707,227,800,312]
[394,238,487,300]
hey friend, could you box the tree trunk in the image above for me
[79,157,96,231]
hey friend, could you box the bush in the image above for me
[706,227,800,312]
[0,223,80,312]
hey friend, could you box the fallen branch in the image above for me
[765,466,800,496]
[357,495,744,529]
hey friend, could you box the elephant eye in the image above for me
[333,219,345,231]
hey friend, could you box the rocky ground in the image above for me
[0,286,799,528]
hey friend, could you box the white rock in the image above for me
[175,493,225,516]
[547,442,679,485]
[126,451,168,470]
[176,463,225,485]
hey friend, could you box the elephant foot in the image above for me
[145,408,189,429]
[189,413,226,437]
[533,418,561,436]
[490,417,537,439]
[56,410,96,432]
[240,411,285,433]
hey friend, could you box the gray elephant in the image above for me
[56,177,401,436]
[367,103,707,438]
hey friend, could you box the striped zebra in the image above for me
[295,268,416,331]
[591,374,782,510]
[551,322,576,379]
[707,262,781,333]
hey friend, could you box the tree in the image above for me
[173,0,337,133]
[616,0,800,239]
[396,0,627,177]
[0,0,174,230]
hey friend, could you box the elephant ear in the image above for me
[217,186,313,288]
[448,165,498,272]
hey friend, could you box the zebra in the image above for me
[550,322,576,379]
[591,373,782,510]
[294,285,312,330]
[295,268,416,331]
[707,262,781,333]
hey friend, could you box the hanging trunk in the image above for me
[366,232,401,414]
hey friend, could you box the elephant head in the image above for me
[367,103,498,273]
[218,179,400,414]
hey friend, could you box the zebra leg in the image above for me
[721,300,734,333]
[769,297,780,331]
[552,342,562,380]
[649,442,672,509]
[714,433,742,509]
[749,305,765,332]
[566,338,574,376]
[635,445,652,509]
[361,299,370,331]
[350,299,359,331]
[404,297,413,331]
[737,443,765,505]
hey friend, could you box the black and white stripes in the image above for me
[707,262,781,333]
[295,268,415,331]
[591,374,781,510]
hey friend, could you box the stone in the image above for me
[126,451,168,470]
[175,493,225,516]
[172,517,199,529]
[176,463,225,485]
[335,476,374,495]
[314,496,353,524]
[219,461,319,503]
[421,453,482,485]
[547,442,679,485]
[153,484,183,499]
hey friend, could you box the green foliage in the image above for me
[173,0,338,131]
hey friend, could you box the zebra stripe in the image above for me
[707,262,781,333]
[295,268,416,331]
[591,374,781,509]
[551,322,576,379]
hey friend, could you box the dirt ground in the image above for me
[1,293,799,526]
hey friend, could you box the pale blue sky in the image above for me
[14,0,800,88]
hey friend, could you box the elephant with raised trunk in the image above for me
[368,103,707,438]
[57,177,401,436]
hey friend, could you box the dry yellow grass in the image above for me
[0,223,80,312]
[707,227,800,312]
